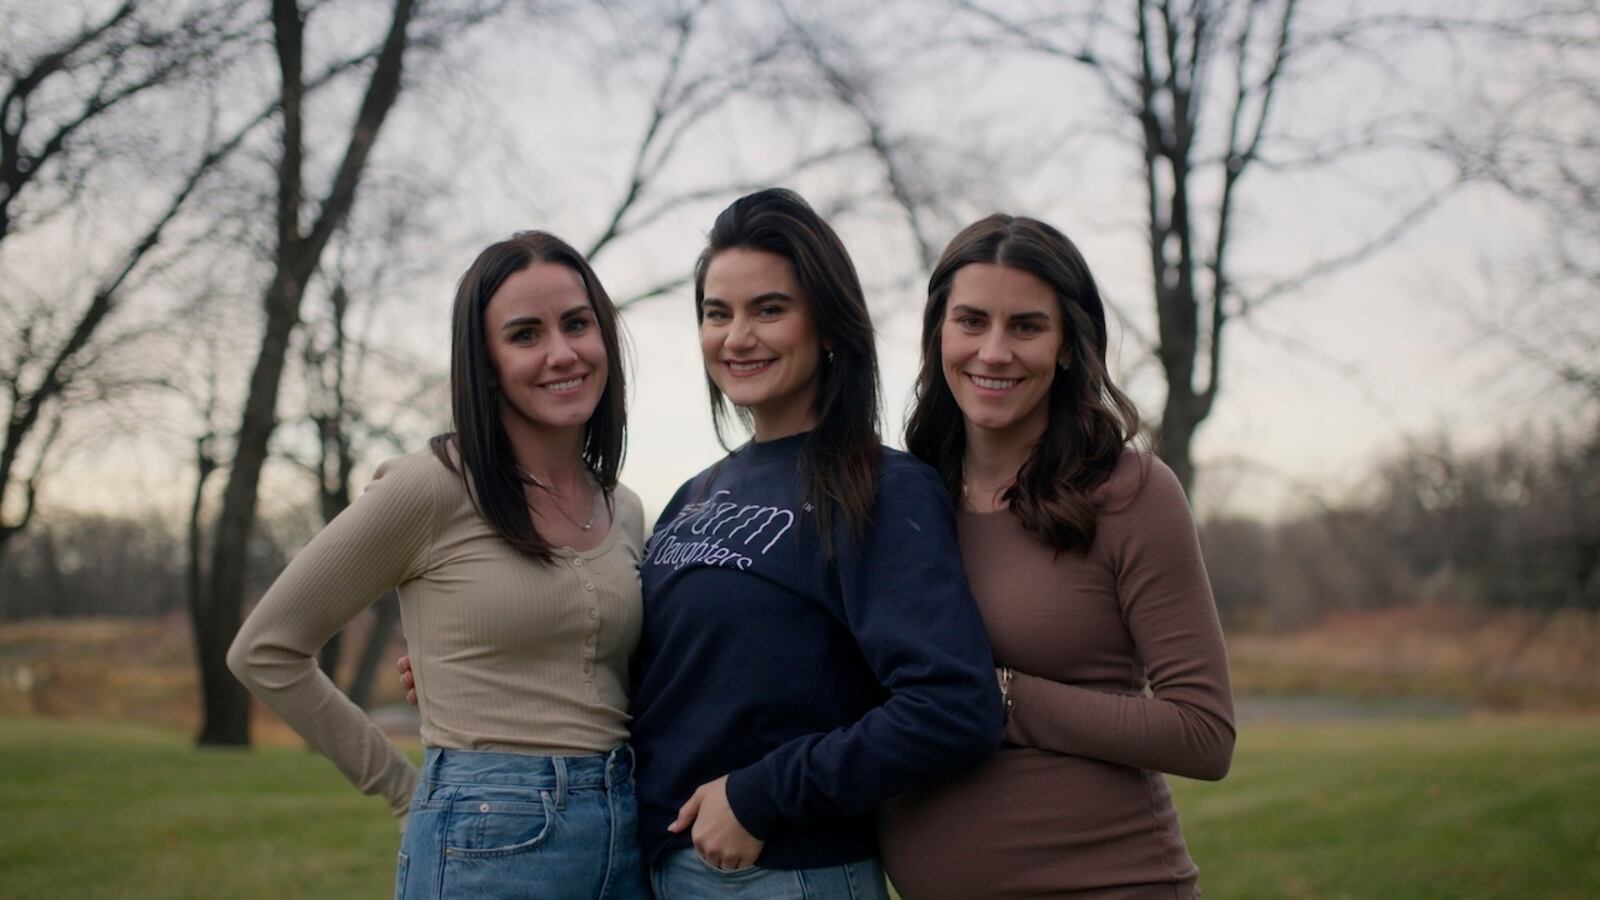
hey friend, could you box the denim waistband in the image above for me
[420,744,634,794]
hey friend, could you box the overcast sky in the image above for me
[11,0,1587,528]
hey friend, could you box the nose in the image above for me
[546,332,578,368]
[976,328,1012,366]
[726,315,758,351]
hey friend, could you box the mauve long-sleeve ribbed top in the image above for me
[880,451,1235,899]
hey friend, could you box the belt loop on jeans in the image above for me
[606,744,632,789]
[552,756,569,810]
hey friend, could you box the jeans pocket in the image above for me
[393,851,409,900]
[442,786,557,859]
[693,850,763,879]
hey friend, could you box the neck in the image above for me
[750,392,818,442]
[500,414,588,489]
[963,415,1046,487]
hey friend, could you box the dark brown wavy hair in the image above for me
[429,231,627,561]
[905,214,1140,554]
[694,188,882,553]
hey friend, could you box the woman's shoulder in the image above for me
[369,445,460,493]
[1093,448,1191,525]
[878,446,954,507]
[610,480,646,521]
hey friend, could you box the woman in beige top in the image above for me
[228,232,651,900]
[882,215,1236,899]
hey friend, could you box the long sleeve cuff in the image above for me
[724,763,781,840]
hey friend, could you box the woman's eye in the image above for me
[956,315,983,330]
[704,308,729,322]
[510,328,535,343]
[758,304,783,317]
[564,318,592,334]
[1016,321,1044,334]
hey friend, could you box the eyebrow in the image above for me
[499,304,592,330]
[702,291,795,307]
[949,304,1051,323]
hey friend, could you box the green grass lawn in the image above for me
[1,716,1597,899]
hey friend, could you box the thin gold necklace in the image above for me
[522,470,597,531]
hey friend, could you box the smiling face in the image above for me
[484,261,608,440]
[699,247,824,440]
[941,262,1068,442]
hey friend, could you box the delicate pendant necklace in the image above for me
[961,466,1012,512]
[522,470,597,531]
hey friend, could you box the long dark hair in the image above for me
[905,214,1140,553]
[694,188,882,551]
[429,231,627,561]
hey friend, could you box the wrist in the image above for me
[723,767,779,840]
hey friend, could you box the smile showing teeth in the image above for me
[968,374,1021,391]
[728,360,773,375]
[543,377,584,392]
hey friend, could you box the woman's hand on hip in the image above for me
[668,774,764,871]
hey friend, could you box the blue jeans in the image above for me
[650,848,890,900]
[396,745,649,900]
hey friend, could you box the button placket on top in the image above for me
[576,555,598,678]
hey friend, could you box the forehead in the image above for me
[703,247,801,300]
[485,262,589,317]
[948,263,1057,315]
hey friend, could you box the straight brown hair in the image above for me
[430,231,627,561]
[694,188,882,553]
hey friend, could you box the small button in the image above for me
[588,608,599,620]
[573,558,584,568]
[479,803,490,812]
[584,582,594,591]
[582,662,593,674]
[585,633,596,645]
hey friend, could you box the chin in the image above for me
[717,386,763,408]
[962,407,1021,432]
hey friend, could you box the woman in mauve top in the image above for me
[881,215,1236,899]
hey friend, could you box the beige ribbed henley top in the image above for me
[227,448,645,820]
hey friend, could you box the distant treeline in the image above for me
[1203,421,1600,630]
[0,513,302,621]
[4,424,1596,628]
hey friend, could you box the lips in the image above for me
[966,373,1022,391]
[540,374,587,393]
[726,359,775,376]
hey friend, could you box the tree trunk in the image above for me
[1156,386,1200,497]
[194,0,416,746]
[186,435,217,696]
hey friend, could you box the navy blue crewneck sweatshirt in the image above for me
[629,433,1003,870]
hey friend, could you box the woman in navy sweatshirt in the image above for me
[627,188,1004,898]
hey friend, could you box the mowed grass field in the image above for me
[1,716,1597,899]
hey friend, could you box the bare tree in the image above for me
[0,0,259,557]
[572,0,1003,312]
[286,221,446,693]
[1444,6,1600,406]
[942,0,1497,491]
[575,0,883,306]
[197,0,425,746]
